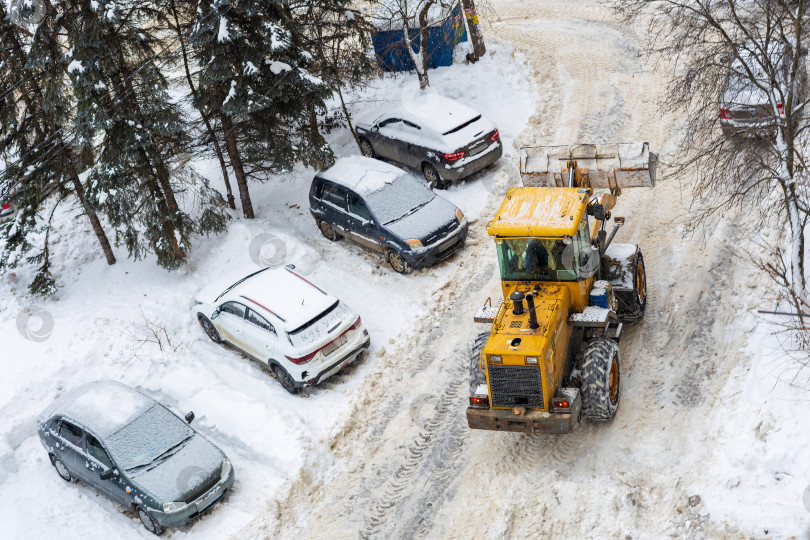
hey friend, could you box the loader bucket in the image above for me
[519,143,657,191]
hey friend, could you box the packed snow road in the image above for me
[241,1,783,539]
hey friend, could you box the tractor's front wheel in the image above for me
[469,332,488,394]
[581,338,620,421]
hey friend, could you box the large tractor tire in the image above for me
[603,246,647,322]
[624,251,647,321]
[469,332,489,394]
[581,338,620,421]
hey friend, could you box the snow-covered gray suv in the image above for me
[355,95,503,189]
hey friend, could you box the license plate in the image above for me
[468,143,485,156]
[322,335,347,357]
[438,236,457,252]
[197,486,222,511]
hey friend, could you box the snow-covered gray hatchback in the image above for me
[37,381,234,535]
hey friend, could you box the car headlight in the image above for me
[456,209,465,224]
[220,457,232,481]
[406,239,424,250]
[163,501,186,513]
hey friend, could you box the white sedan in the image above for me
[193,267,370,393]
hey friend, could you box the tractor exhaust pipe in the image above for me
[525,294,540,330]
[510,291,525,315]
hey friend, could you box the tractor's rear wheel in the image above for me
[469,332,488,394]
[581,338,620,421]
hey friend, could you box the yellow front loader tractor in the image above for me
[467,143,656,434]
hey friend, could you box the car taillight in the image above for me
[1,202,9,210]
[442,151,465,162]
[777,103,785,116]
[552,398,570,409]
[349,316,362,331]
[490,129,500,141]
[720,108,731,120]
[285,350,318,365]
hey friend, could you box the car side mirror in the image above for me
[372,125,379,133]
[719,55,729,64]
[210,309,220,320]
[100,468,116,481]
[185,411,195,424]
[285,263,296,270]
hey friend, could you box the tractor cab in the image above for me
[487,186,599,313]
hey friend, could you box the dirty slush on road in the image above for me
[238,1,755,538]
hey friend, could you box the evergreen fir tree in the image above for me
[0,2,116,295]
[191,0,333,219]
[63,0,227,268]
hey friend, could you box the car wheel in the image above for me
[53,457,74,483]
[387,250,412,274]
[274,365,299,394]
[422,163,449,190]
[318,219,340,242]
[359,139,375,158]
[198,315,221,344]
[137,505,165,536]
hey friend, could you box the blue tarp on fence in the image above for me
[372,2,468,72]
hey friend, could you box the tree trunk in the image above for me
[218,104,255,219]
[418,2,434,85]
[170,0,236,210]
[460,0,486,58]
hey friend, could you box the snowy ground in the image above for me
[4,1,810,538]
[0,41,533,539]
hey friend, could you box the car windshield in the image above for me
[105,404,194,471]
[365,174,434,224]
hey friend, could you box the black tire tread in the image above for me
[580,338,620,421]
[469,332,489,394]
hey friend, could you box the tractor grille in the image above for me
[489,365,544,408]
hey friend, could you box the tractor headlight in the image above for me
[525,356,538,364]
[220,457,232,481]
[489,355,502,363]
[406,239,424,250]
[163,501,185,513]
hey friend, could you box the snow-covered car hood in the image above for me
[385,196,459,243]
[130,433,225,504]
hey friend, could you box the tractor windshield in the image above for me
[496,225,596,282]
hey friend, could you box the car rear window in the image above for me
[442,115,481,136]
[287,300,340,336]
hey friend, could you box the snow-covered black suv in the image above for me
[309,156,468,273]
[355,95,502,189]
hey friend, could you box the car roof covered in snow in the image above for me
[361,96,481,136]
[318,156,410,197]
[39,381,155,437]
[216,267,338,332]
